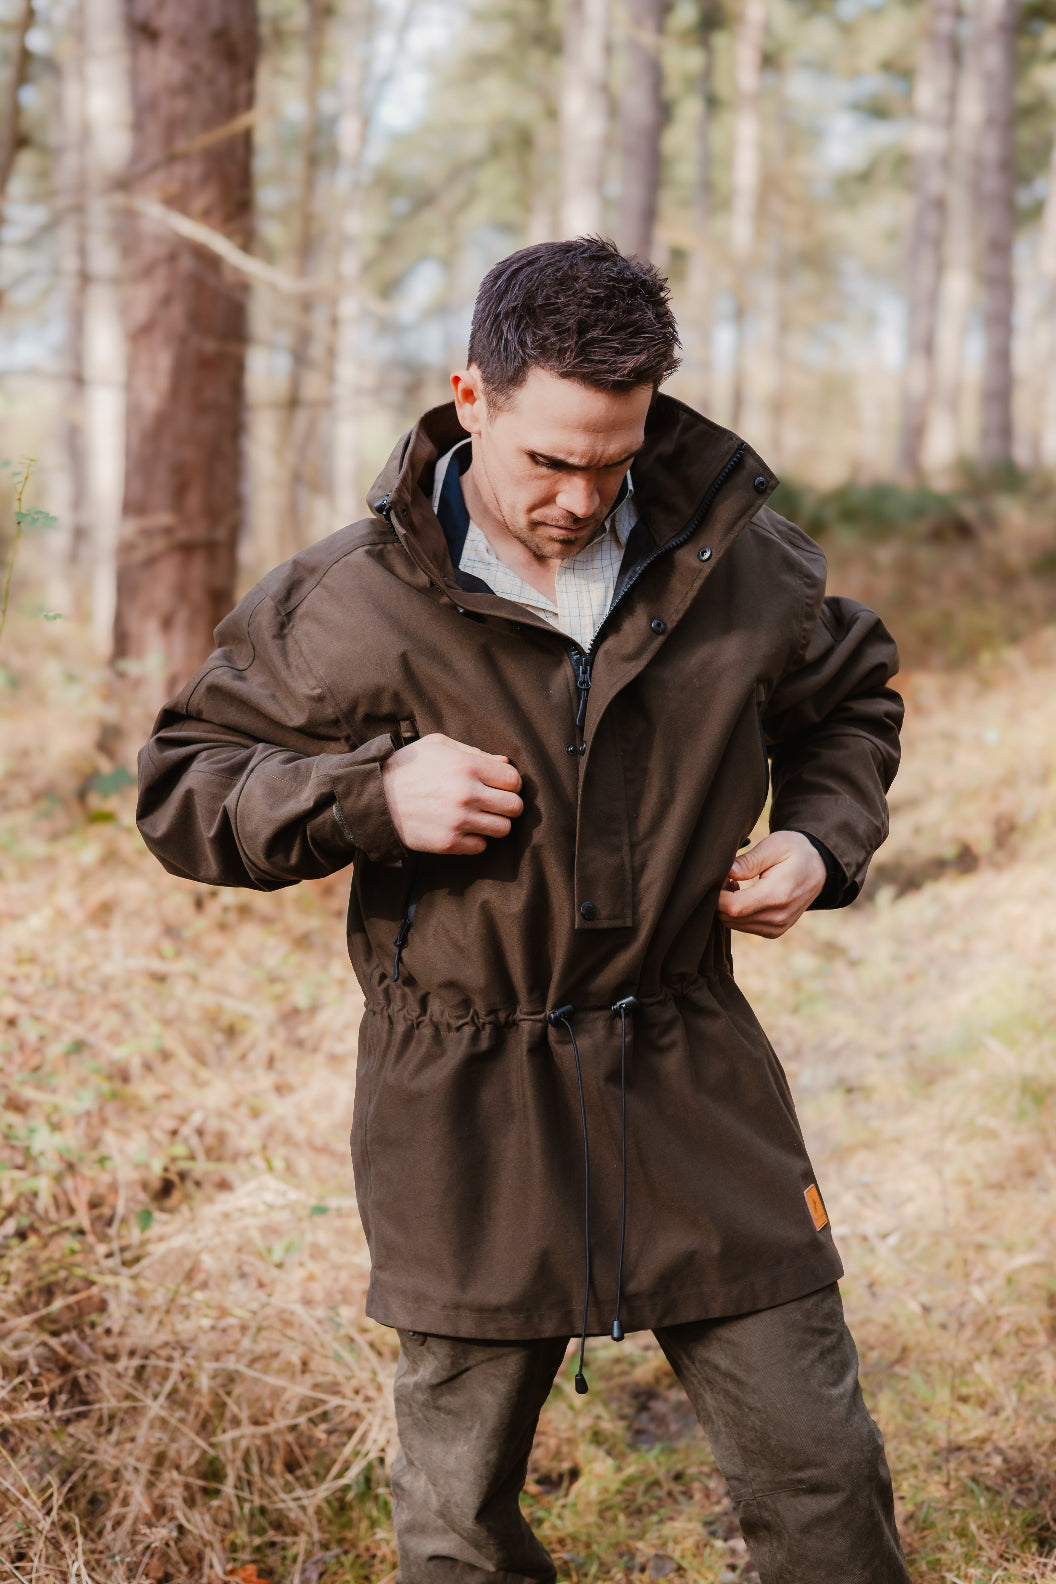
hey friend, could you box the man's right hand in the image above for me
[381,733,524,854]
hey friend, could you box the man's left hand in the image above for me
[716,831,827,939]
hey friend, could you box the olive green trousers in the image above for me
[390,1284,912,1584]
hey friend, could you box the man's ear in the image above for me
[451,366,487,437]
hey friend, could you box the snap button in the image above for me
[651,618,666,635]
[753,475,768,493]
[579,901,598,921]
[579,743,587,755]
[698,545,712,562]
[566,744,576,754]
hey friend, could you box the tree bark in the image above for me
[922,0,984,485]
[976,0,1016,468]
[729,0,766,430]
[1035,124,1056,468]
[618,0,668,259]
[331,0,368,522]
[112,0,257,706]
[49,0,89,617]
[82,0,131,654]
[896,0,958,481]
[686,0,717,410]
[275,0,326,561]
[559,0,609,237]
[0,0,33,238]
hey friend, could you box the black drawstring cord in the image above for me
[548,1004,591,1395]
[610,996,639,1342]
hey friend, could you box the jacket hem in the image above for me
[363,1244,845,1340]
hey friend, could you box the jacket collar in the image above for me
[365,395,778,609]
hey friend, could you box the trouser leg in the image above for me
[655,1284,911,1584]
[390,1329,569,1584]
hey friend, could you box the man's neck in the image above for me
[460,460,562,604]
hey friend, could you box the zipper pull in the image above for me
[570,650,593,729]
[392,917,411,982]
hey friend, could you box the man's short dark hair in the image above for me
[467,237,681,406]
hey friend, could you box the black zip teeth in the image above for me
[565,440,748,716]
[374,494,399,540]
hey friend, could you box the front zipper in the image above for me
[565,441,748,738]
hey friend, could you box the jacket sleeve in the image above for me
[763,575,903,909]
[137,585,406,890]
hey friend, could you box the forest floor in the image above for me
[1,541,1055,1582]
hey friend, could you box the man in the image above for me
[138,238,908,1583]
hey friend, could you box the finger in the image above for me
[718,875,794,917]
[460,812,514,840]
[470,787,523,819]
[446,834,488,855]
[446,736,513,767]
[476,758,522,793]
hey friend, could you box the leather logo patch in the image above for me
[804,1183,829,1231]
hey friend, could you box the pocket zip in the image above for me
[392,856,425,982]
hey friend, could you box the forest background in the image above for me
[1,0,1056,1581]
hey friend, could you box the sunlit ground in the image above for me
[1,599,1055,1583]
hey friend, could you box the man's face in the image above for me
[451,365,653,562]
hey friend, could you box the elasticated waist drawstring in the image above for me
[547,996,640,1394]
[610,995,640,1343]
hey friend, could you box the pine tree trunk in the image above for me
[82,0,130,655]
[729,0,766,431]
[897,0,958,481]
[49,0,89,617]
[0,0,33,235]
[618,0,667,259]
[559,0,609,237]
[112,0,257,706]
[275,0,326,560]
[923,1,984,485]
[686,0,717,410]
[1036,125,1056,469]
[331,0,367,523]
[976,0,1016,467]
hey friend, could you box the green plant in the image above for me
[0,459,59,649]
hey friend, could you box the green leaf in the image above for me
[90,766,136,797]
[42,610,64,622]
[309,1203,330,1217]
[135,1207,154,1233]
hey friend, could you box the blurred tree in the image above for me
[274,0,329,560]
[112,0,257,707]
[0,0,32,241]
[729,0,765,429]
[1036,121,1056,467]
[976,0,1016,465]
[82,0,131,654]
[331,0,368,522]
[923,0,985,486]
[619,0,670,259]
[560,0,610,234]
[897,0,957,481]
[683,0,719,410]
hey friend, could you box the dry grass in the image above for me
[1,593,1055,1583]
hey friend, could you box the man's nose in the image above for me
[554,475,601,521]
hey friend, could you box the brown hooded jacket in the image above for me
[137,396,903,1342]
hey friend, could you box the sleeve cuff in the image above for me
[788,830,856,910]
[328,733,406,866]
